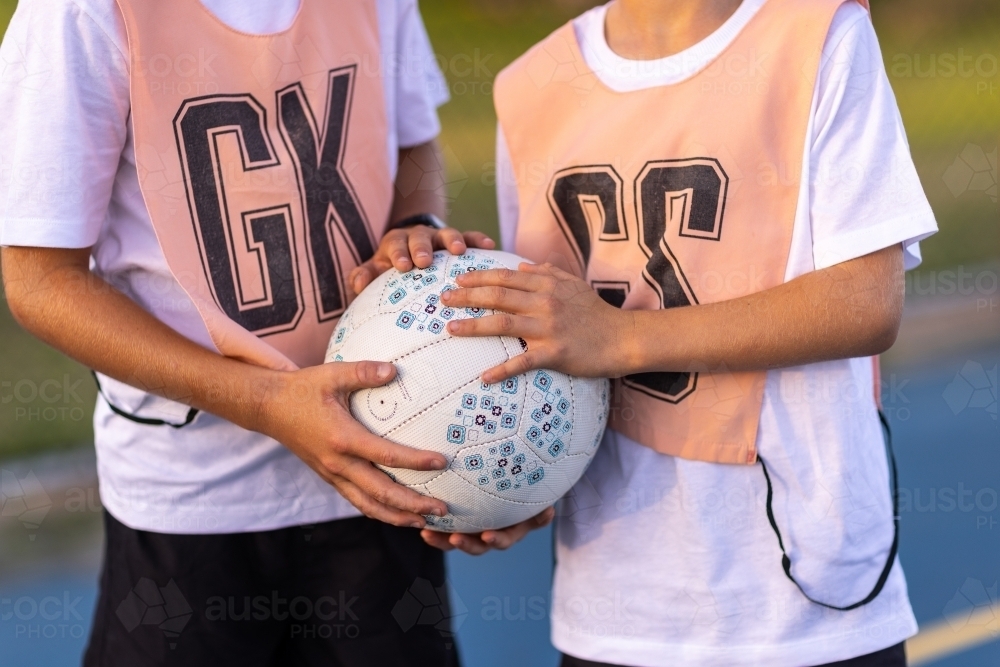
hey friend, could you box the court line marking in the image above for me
[907,603,999,666]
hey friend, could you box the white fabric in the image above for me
[0,0,448,533]
[495,2,938,665]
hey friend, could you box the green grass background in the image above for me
[1,0,997,459]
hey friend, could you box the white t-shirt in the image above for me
[0,0,449,534]
[496,2,938,665]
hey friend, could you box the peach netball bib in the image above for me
[495,0,867,464]
[117,0,392,370]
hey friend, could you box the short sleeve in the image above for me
[808,3,937,271]
[393,0,449,148]
[0,0,130,248]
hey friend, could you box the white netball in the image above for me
[325,248,609,532]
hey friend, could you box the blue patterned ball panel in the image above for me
[451,436,567,505]
[517,370,576,464]
[378,370,525,486]
[440,374,527,446]
[366,374,520,484]
[364,251,515,347]
[377,259,444,316]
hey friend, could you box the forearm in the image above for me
[388,139,448,224]
[2,247,272,430]
[621,245,904,374]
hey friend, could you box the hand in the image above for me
[440,262,633,382]
[348,225,495,295]
[255,361,450,528]
[419,507,555,555]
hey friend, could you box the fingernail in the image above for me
[377,363,393,380]
[431,507,445,517]
[410,522,423,529]
[415,251,429,260]
[441,291,452,302]
[481,373,494,384]
[447,321,458,332]
[483,534,496,544]
[431,458,447,470]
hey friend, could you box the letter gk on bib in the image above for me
[326,249,610,532]
[119,0,392,372]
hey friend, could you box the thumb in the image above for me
[350,263,376,296]
[331,360,397,393]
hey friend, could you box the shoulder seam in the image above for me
[819,1,870,70]
[65,0,129,66]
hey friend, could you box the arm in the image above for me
[1,245,450,527]
[419,244,902,554]
[0,138,496,528]
[440,244,905,382]
[389,139,449,223]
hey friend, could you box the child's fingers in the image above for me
[441,285,540,314]
[420,529,457,551]
[407,227,436,268]
[381,229,413,272]
[340,456,448,517]
[350,254,398,294]
[434,227,467,255]
[349,264,376,295]
[446,312,541,340]
[463,231,496,250]
[517,261,557,276]
[480,507,555,549]
[455,267,551,293]
[331,477,430,529]
[425,506,556,555]
[448,533,492,555]
[347,258,389,294]
[480,352,542,384]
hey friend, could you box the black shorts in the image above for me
[84,511,461,667]
[560,642,906,667]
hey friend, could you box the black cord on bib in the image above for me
[92,371,199,428]
[758,410,899,611]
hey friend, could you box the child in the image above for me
[0,0,492,664]
[423,0,938,665]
